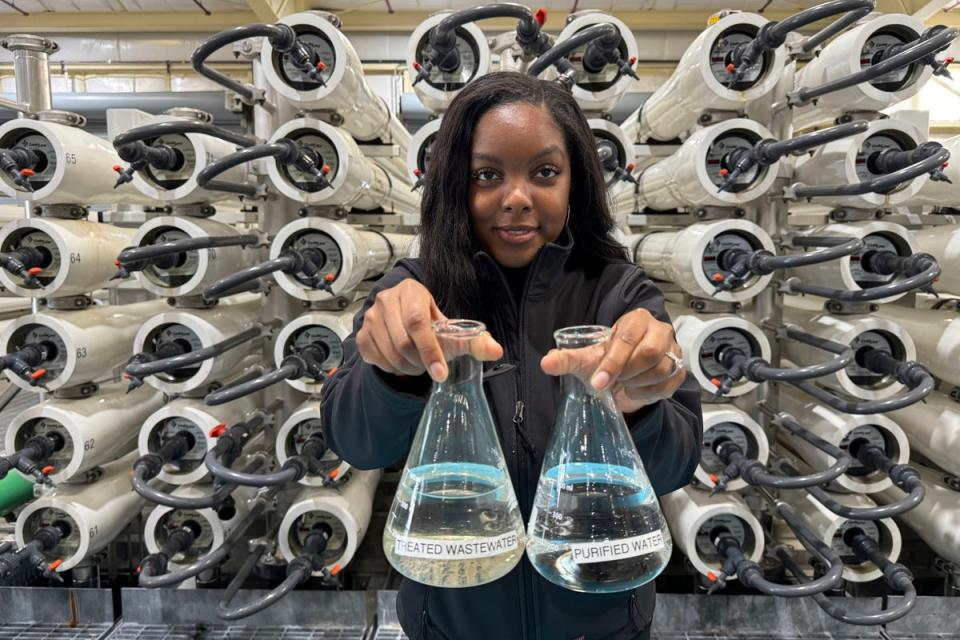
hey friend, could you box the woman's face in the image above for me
[468,101,571,269]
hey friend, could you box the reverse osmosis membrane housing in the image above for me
[620,11,785,143]
[875,304,960,388]
[132,296,261,395]
[0,119,149,205]
[661,484,764,581]
[901,135,960,209]
[0,218,135,299]
[16,452,145,572]
[276,400,351,486]
[889,392,960,478]
[274,309,354,394]
[278,468,381,575]
[911,224,960,296]
[5,382,164,484]
[270,218,414,302]
[696,404,769,492]
[0,299,169,392]
[791,14,933,129]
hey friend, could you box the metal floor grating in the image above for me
[0,623,115,640]
[104,625,365,640]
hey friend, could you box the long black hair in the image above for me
[418,71,627,318]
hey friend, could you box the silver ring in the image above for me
[665,350,684,378]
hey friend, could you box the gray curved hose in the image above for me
[216,550,307,620]
[732,327,854,383]
[131,456,264,509]
[204,445,300,487]
[758,121,870,162]
[197,142,294,190]
[191,23,295,103]
[788,368,934,414]
[781,256,941,302]
[798,1,875,52]
[527,23,618,78]
[432,4,545,57]
[790,26,959,105]
[205,361,300,406]
[117,235,258,267]
[113,120,256,150]
[138,490,272,588]
[125,326,261,379]
[807,481,924,519]
[758,236,864,272]
[203,255,298,301]
[779,548,917,625]
[788,145,950,199]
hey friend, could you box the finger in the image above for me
[401,295,447,381]
[620,350,683,387]
[370,317,422,376]
[471,332,504,362]
[619,371,686,404]
[591,316,650,391]
[540,343,605,378]
[617,326,676,383]
[385,298,422,369]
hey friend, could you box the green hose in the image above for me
[0,470,34,516]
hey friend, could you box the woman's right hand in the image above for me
[356,279,503,382]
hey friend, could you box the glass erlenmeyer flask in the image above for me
[383,319,525,588]
[527,325,672,593]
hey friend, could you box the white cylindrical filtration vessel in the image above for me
[274,309,354,395]
[552,13,638,114]
[129,217,260,299]
[782,306,917,400]
[132,296,262,395]
[589,118,636,195]
[912,225,960,296]
[15,451,145,572]
[406,118,441,187]
[638,119,780,210]
[266,117,419,212]
[788,222,918,303]
[260,11,411,151]
[874,462,960,564]
[0,299,170,392]
[271,218,413,302]
[889,392,960,477]
[0,119,149,205]
[875,304,960,387]
[407,13,492,114]
[792,14,933,129]
[126,114,254,205]
[278,468,381,575]
[777,386,910,494]
[620,12,785,143]
[791,119,928,210]
[696,404,769,492]
[144,485,257,568]
[903,135,960,208]
[276,400,351,486]
[668,306,772,397]
[137,393,260,486]
[661,484,764,581]
[5,382,164,485]
[779,487,902,582]
[637,220,776,303]
[0,218,135,299]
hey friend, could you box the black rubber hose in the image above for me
[114,234,259,279]
[205,361,299,406]
[131,456,265,510]
[202,254,298,301]
[789,145,950,199]
[779,542,917,625]
[757,121,871,165]
[137,524,199,580]
[205,446,302,487]
[113,120,256,150]
[197,141,294,189]
[727,326,855,383]
[791,26,959,105]
[528,23,619,78]
[0,431,64,483]
[125,326,261,379]
[191,23,297,102]
[782,252,941,302]
[433,4,544,58]
[716,535,844,597]
[0,247,45,287]
[798,1,875,52]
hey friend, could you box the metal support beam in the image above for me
[245,0,307,23]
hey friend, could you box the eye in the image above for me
[535,165,560,179]
[471,169,500,182]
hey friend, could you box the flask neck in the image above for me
[561,371,605,399]
[438,354,483,388]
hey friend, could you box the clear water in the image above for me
[526,463,672,593]
[383,462,525,588]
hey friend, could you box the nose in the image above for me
[502,177,533,214]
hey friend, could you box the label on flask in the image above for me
[393,531,521,560]
[569,531,666,565]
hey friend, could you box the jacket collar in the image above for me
[472,226,575,302]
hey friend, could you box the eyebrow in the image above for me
[471,144,565,165]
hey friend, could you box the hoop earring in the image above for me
[564,204,571,228]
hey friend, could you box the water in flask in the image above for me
[527,325,673,593]
[383,319,526,588]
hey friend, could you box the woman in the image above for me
[321,71,703,640]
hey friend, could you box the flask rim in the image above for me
[432,319,487,337]
[554,325,612,347]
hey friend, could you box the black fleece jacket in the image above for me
[321,230,703,640]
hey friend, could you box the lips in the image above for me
[494,225,540,245]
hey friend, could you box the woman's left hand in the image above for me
[540,308,685,414]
